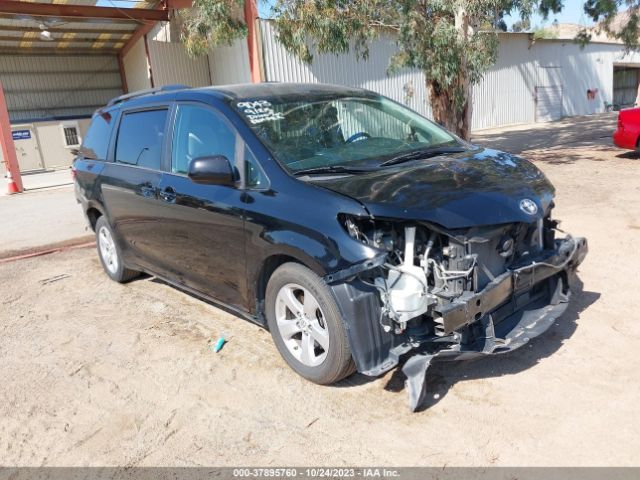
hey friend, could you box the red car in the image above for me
[613,107,640,150]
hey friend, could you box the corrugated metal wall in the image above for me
[0,55,122,122]
[208,38,252,85]
[613,66,640,107]
[260,20,432,119]
[147,40,211,88]
[471,35,535,129]
[259,21,640,130]
[122,37,151,92]
[122,21,211,91]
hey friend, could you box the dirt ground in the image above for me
[1,116,640,467]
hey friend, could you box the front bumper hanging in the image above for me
[331,235,588,412]
[403,235,588,411]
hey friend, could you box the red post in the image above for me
[0,80,23,193]
[244,0,261,83]
[117,52,128,94]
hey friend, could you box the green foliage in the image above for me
[272,0,565,136]
[179,0,248,57]
[512,18,531,31]
[274,2,496,124]
[181,0,640,135]
[584,1,640,49]
[532,26,560,39]
[272,0,385,64]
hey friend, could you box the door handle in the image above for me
[159,186,176,204]
[140,184,156,198]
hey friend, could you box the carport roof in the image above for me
[0,0,171,56]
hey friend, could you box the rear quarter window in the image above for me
[80,111,116,160]
[115,109,168,170]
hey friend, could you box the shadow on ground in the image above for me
[140,251,600,413]
[522,145,613,165]
[616,150,640,159]
[471,114,616,154]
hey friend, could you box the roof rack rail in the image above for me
[107,84,190,107]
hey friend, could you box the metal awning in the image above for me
[0,0,172,56]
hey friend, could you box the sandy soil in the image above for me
[1,119,639,466]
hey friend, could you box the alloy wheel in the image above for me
[98,226,119,275]
[275,283,330,367]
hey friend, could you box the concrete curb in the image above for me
[0,235,95,263]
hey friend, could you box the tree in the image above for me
[532,25,559,39]
[583,1,640,48]
[271,0,564,139]
[512,18,531,31]
[181,1,640,139]
[179,0,249,57]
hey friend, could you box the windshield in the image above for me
[233,94,460,174]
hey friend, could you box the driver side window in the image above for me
[337,100,408,141]
[172,104,236,174]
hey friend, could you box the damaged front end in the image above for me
[328,213,588,411]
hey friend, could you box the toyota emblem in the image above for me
[520,198,538,215]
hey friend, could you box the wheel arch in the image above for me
[85,205,104,231]
[253,251,326,325]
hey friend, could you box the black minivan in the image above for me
[74,83,587,410]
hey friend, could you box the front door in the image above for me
[155,103,247,311]
[12,127,43,171]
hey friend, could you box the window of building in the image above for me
[61,123,80,148]
[115,109,168,170]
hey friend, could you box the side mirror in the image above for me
[188,155,235,186]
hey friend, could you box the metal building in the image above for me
[4,2,640,190]
[0,0,171,181]
[0,0,263,188]
[256,20,640,130]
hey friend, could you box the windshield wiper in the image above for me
[379,146,468,167]
[292,165,375,176]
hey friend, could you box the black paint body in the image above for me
[74,83,573,377]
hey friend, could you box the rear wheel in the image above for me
[265,263,356,384]
[95,216,140,283]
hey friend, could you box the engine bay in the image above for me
[341,213,570,338]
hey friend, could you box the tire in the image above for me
[95,216,140,283]
[265,262,356,385]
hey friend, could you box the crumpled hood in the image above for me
[309,148,555,229]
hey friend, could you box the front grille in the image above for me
[468,222,541,291]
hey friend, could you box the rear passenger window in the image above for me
[115,109,168,170]
[172,105,236,174]
[80,111,115,160]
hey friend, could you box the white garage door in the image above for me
[536,85,563,122]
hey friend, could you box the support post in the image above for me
[0,80,23,193]
[143,33,155,88]
[117,52,128,94]
[244,0,261,83]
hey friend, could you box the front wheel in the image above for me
[95,216,140,283]
[265,263,356,385]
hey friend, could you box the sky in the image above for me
[503,0,595,29]
[255,0,595,28]
[98,0,596,30]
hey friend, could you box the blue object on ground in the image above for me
[212,337,226,352]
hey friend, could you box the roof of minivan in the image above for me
[201,82,372,101]
[101,82,376,114]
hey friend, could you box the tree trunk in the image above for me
[428,79,472,140]
[427,4,473,140]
